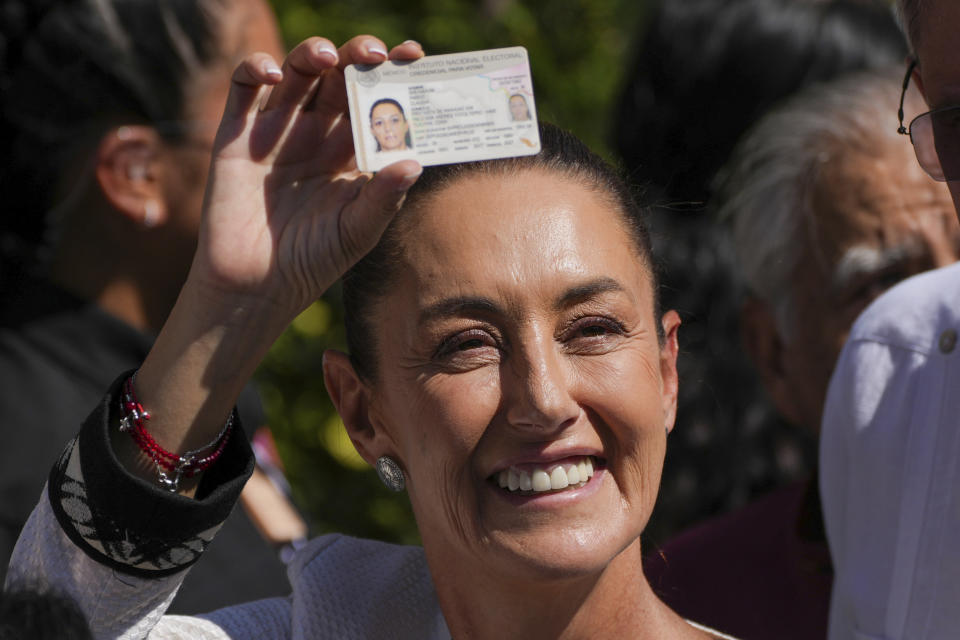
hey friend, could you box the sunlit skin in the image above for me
[164,0,286,245]
[332,170,701,638]
[370,101,409,151]
[911,0,960,218]
[747,136,960,434]
[510,94,531,121]
[116,29,709,637]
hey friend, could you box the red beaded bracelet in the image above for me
[119,374,233,492]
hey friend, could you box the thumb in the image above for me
[338,160,422,263]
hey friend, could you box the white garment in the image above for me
[8,491,449,639]
[8,489,740,639]
[820,262,960,640]
[5,364,740,638]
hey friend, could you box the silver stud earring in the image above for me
[376,456,405,492]
[143,200,159,228]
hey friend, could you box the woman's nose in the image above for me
[503,339,579,434]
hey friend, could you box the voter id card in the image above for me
[345,47,540,172]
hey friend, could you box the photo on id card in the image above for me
[345,46,541,172]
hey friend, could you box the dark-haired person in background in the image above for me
[645,69,960,640]
[820,1,960,637]
[0,588,92,640]
[613,0,908,543]
[0,0,303,613]
[6,33,739,639]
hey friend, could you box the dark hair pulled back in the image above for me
[369,98,407,121]
[0,0,229,254]
[342,122,659,382]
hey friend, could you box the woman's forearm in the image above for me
[117,280,295,495]
[110,35,423,495]
[6,381,257,638]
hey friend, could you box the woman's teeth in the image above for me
[496,457,596,493]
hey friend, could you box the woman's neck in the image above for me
[47,210,188,334]
[428,540,708,640]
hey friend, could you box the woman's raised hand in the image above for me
[130,37,422,485]
[192,35,424,321]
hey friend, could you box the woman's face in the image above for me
[370,102,409,151]
[366,169,679,582]
[510,95,530,121]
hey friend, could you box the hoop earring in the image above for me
[376,456,405,492]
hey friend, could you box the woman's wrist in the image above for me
[120,276,300,493]
[177,258,310,337]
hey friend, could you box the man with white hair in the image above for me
[645,69,959,640]
[725,71,958,448]
[819,2,960,637]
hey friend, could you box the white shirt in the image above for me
[8,434,739,639]
[820,262,960,640]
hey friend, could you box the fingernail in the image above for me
[264,63,282,80]
[315,43,338,61]
[401,39,422,48]
[367,43,388,58]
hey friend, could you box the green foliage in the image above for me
[258,0,648,543]
[268,0,646,158]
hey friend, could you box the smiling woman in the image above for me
[6,33,732,640]
[330,140,682,630]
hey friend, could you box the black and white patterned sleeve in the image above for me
[4,373,258,639]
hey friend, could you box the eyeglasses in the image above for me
[898,58,960,183]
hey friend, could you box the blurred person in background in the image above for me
[0,588,92,640]
[5,31,741,636]
[821,1,960,636]
[0,0,305,613]
[645,69,960,640]
[613,0,908,543]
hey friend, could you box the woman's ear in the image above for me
[323,349,394,466]
[659,310,681,433]
[95,126,168,228]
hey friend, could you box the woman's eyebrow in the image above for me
[418,278,627,324]
[554,277,627,311]
[418,296,503,324]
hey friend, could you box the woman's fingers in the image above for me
[262,37,339,112]
[223,53,284,120]
[338,160,423,262]
[388,40,425,61]
[333,35,423,70]
[224,36,421,121]
[308,36,390,116]
[217,35,423,166]
[309,36,417,117]
[335,35,390,70]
